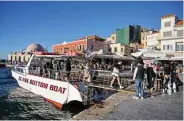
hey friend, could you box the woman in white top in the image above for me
[110,64,123,89]
[83,63,92,82]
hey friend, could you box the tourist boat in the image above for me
[11,52,87,109]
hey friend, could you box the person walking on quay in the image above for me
[145,64,156,97]
[110,64,123,89]
[163,63,171,93]
[133,59,145,99]
[170,61,176,92]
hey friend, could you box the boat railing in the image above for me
[12,65,137,90]
[87,69,134,89]
[12,65,85,82]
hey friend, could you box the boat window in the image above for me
[30,57,41,65]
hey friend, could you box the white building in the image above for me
[160,14,184,54]
[105,33,116,44]
[146,31,160,49]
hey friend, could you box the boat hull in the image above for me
[11,70,83,109]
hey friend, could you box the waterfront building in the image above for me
[140,27,159,49]
[8,43,46,64]
[146,31,160,49]
[52,35,105,56]
[141,28,150,49]
[106,33,116,44]
[160,14,184,56]
[104,43,134,56]
[116,25,143,50]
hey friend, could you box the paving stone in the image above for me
[102,86,183,120]
[164,113,183,120]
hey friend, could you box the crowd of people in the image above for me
[27,56,182,99]
[82,59,132,87]
[133,59,183,99]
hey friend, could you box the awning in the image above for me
[131,49,167,58]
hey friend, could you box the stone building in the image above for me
[8,43,45,64]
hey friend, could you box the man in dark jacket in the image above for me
[133,59,145,99]
[146,64,156,97]
[65,58,71,80]
[170,61,176,91]
[164,63,171,87]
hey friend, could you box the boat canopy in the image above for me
[157,57,183,61]
[88,49,135,60]
[131,49,167,58]
[90,54,135,60]
[33,55,86,62]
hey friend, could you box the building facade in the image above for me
[106,33,116,44]
[146,31,160,49]
[104,43,134,56]
[116,25,142,50]
[116,27,130,45]
[53,40,86,55]
[141,28,150,49]
[8,52,31,63]
[8,43,45,64]
[52,35,105,55]
[160,14,184,54]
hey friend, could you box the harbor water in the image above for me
[0,68,84,120]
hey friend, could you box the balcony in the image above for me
[161,30,184,40]
[160,35,183,40]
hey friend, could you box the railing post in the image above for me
[87,84,90,107]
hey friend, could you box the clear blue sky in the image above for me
[0,1,183,59]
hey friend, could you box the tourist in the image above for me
[155,63,161,92]
[133,59,145,99]
[48,59,53,78]
[145,64,156,97]
[43,62,49,77]
[65,57,71,80]
[107,63,112,71]
[163,63,171,91]
[170,62,176,86]
[83,62,92,82]
[159,64,164,88]
[110,64,123,89]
